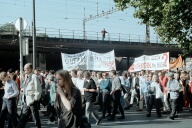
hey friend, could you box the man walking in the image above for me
[108,70,125,121]
[17,63,42,128]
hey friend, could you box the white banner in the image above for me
[89,50,116,71]
[133,52,169,71]
[61,51,88,71]
[61,50,116,71]
[185,57,192,71]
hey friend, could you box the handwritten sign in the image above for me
[88,50,116,71]
[133,52,169,71]
[61,50,116,71]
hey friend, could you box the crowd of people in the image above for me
[0,64,192,128]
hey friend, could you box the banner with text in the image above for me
[61,51,88,71]
[133,52,169,71]
[89,50,116,71]
[61,50,116,71]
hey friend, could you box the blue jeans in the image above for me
[0,97,18,128]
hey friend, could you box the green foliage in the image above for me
[0,23,16,32]
[114,0,192,55]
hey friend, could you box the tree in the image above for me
[0,23,16,33]
[114,0,192,54]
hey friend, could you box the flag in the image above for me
[128,64,134,72]
[169,55,183,69]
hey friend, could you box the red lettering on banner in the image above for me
[162,53,168,67]
[101,61,115,70]
[135,62,152,69]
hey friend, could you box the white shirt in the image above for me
[132,77,136,88]
[119,76,125,85]
[4,80,19,99]
[139,76,145,87]
[76,78,85,95]
[72,77,78,86]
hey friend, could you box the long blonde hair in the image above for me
[56,70,74,100]
[0,72,7,81]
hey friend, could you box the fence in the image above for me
[0,24,161,43]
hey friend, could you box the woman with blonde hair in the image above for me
[0,72,19,128]
[54,70,82,128]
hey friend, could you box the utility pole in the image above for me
[83,7,119,40]
[32,0,36,69]
[19,18,23,87]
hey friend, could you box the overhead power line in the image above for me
[83,7,119,39]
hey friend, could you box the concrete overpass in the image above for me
[0,33,182,71]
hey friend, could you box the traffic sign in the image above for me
[15,17,27,31]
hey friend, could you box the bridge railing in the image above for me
[0,24,161,43]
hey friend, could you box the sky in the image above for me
[0,0,158,42]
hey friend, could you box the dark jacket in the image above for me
[83,78,97,102]
[54,86,82,128]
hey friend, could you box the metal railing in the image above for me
[0,24,161,43]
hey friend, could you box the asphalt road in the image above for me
[5,105,192,128]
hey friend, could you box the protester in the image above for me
[180,72,189,109]
[54,70,82,127]
[158,71,170,113]
[76,70,85,99]
[17,63,42,128]
[83,71,102,125]
[71,69,78,86]
[47,75,56,124]
[174,73,184,111]
[96,72,103,112]
[138,70,145,111]
[108,70,125,121]
[188,72,192,112]
[0,79,4,111]
[0,68,4,111]
[34,69,47,107]
[100,72,111,119]
[146,74,162,118]
[129,72,140,109]
[140,74,150,109]
[0,71,19,128]
[166,72,181,120]
[119,72,130,110]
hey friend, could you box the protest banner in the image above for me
[185,57,192,71]
[61,50,116,71]
[132,52,169,71]
[89,50,116,71]
[61,50,88,71]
